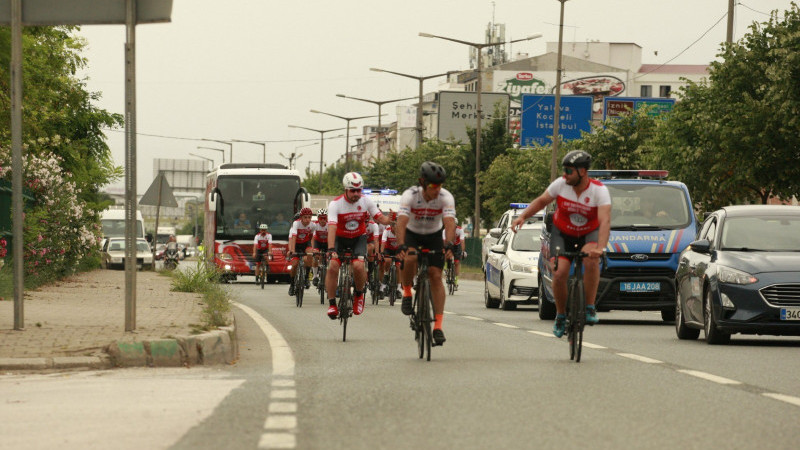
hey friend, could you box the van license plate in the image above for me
[780,308,800,320]
[620,282,661,292]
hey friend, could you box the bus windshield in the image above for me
[215,175,300,241]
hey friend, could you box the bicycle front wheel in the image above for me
[295,266,304,308]
[319,264,327,304]
[339,266,352,342]
[416,277,432,361]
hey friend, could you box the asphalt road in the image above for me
[3,277,799,449]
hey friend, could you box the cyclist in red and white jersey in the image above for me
[326,172,393,319]
[511,150,611,338]
[288,207,315,296]
[310,209,328,287]
[380,212,401,297]
[396,161,456,346]
[442,222,466,289]
[252,224,272,275]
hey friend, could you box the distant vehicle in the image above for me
[676,205,800,344]
[538,170,698,321]
[100,208,146,248]
[156,226,177,245]
[482,203,544,268]
[204,163,310,283]
[100,237,152,270]
[484,222,543,310]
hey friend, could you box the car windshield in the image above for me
[607,184,691,229]
[721,215,800,251]
[108,241,150,252]
[511,229,542,252]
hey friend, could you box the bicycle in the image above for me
[255,253,270,289]
[554,247,607,363]
[315,252,327,305]
[444,257,456,295]
[334,251,356,342]
[290,252,310,308]
[384,254,402,307]
[368,256,381,305]
[407,248,442,361]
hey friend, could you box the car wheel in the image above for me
[500,278,516,311]
[675,290,700,340]
[703,289,730,345]
[484,279,500,309]
[537,274,556,320]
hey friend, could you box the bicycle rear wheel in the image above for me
[567,278,579,361]
[339,265,352,342]
[388,266,397,306]
[575,280,586,363]
[416,277,432,361]
[295,266,304,307]
[319,264,327,304]
[370,263,379,305]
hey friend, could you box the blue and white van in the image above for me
[538,170,699,322]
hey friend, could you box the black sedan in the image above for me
[675,205,800,344]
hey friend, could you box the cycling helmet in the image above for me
[259,224,269,230]
[342,172,364,189]
[562,150,592,169]
[317,208,327,216]
[420,161,446,184]
[300,207,313,216]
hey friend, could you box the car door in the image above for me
[683,215,718,323]
[486,232,509,296]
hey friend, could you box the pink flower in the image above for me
[37,235,43,242]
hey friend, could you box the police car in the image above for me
[484,222,542,310]
[482,203,544,269]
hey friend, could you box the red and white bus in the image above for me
[204,163,310,282]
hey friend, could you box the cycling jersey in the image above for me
[381,226,399,250]
[442,226,465,245]
[312,221,328,244]
[547,177,611,237]
[398,186,456,234]
[289,220,314,244]
[253,232,272,250]
[328,194,383,239]
[366,221,380,243]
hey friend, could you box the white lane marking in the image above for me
[258,433,296,449]
[234,302,298,449]
[678,370,742,385]
[493,322,519,329]
[444,311,455,315]
[582,342,606,349]
[763,393,800,407]
[528,331,554,338]
[617,353,663,364]
[462,316,484,321]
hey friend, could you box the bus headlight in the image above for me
[216,253,232,261]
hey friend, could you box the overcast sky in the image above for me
[74,0,795,194]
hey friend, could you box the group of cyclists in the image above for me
[250,150,611,343]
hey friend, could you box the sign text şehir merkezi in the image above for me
[519,94,593,147]
[437,91,509,143]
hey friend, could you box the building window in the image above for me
[640,85,652,97]
[659,85,671,97]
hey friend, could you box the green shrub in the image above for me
[170,260,230,328]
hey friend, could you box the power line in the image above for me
[100,128,347,144]
[737,1,773,17]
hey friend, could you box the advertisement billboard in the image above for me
[603,97,676,120]
[437,91,509,143]
[519,94,593,147]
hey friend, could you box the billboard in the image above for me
[603,97,676,120]
[519,94,593,147]
[437,91,509,143]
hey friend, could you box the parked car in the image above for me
[484,223,542,310]
[675,205,800,344]
[482,203,544,269]
[101,238,153,270]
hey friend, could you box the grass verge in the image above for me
[171,260,232,330]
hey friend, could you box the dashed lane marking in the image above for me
[617,353,663,364]
[581,342,606,349]
[461,315,484,321]
[493,322,519,329]
[528,331,554,338]
[678,370,742,385]
[763,393,800,407]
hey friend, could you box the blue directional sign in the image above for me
[519,94,593,147]
[603,97,675,120]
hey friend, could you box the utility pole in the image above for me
[726,0,735,43]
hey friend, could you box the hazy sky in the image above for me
[73,0,795,194]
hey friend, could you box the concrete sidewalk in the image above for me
[0,269,237,371]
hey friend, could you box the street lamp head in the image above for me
[309,109,321,114]
[369,67,384,72]
[418,32,435,38]
[525,33,543,40]
[336,94,346,98]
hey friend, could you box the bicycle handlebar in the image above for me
[553,246,608,271]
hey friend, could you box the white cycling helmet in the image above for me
[259,224,269,230]
[342,172,364,190]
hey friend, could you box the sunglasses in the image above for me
[563,167,575,175]
[347,188,362,193]
[427,183,442,189]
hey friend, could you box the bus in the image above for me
[204,163,310,282]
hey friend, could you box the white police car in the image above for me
[482,203,544,269]
[484,222,542,310]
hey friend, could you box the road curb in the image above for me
[0,355,112,372]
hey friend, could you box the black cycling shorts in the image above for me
[292,241,310,258]
[313,240,327,251]
[405,228,445,269]
[255,248,270,262]
[550,227,599,258]
[334,234,368,259]
[451,246,463,261]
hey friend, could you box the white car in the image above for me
[484,223,542,310]
[482,203,544,268]
[100,238,153,270]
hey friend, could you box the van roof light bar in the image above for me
[588,170,669,180]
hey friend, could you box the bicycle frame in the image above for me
[407,249,441,361]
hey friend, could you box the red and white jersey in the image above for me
[289,220,314,244]
[253,232,272,250]
[366,221,380,242]
[398,186,456,234]
[381,227,399,250]
[443,226,465,245]
[547,177,611,237]
[312,221,329,244]
[328,195,383,239]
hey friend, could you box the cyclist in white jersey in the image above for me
[325,172,393,319]
[396,161,456,346]
[442,222,466,289]
[511,150,611,338]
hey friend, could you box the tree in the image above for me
[481,145,551,221]
[580,105,661,170]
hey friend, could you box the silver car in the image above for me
[100,238,153,270]
[484,223,543,310]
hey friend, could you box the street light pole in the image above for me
[310,109,380,172]
[551,0,567,181]
[419,31,542,236]
[200,139,233,163]
[189,153,215,169]
[336,93,417,160]
[370,68,452,150]
[231,139,267,164]
[196,146,225,165]
[288,125,348,192]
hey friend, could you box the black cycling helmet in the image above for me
[420,161,447,184]
[562,150,592,169]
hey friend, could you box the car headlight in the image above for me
[216,253,232,261]
[510,262,536,273]
[718,266,757,285]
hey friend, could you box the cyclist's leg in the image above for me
[399,243,418,315]
[550,228,575,315]
[580,231,601,307]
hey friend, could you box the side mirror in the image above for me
[490,244,506,254]
[489,228,502,239]
[689,239,711,254]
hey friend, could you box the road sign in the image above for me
[603,97,676,120]
[519,94,593,147]
[437,91,509,143]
